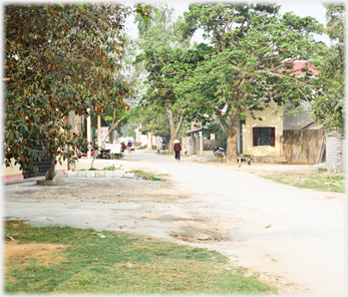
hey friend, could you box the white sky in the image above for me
[124,0,332,45]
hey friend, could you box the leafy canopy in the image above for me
[4,3,132,175]
[175,3,325,161]
[311,4,345,134]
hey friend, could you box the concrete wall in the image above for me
[342,138,346,171]
[2,156,67,183]
[243,102,283,157]
[326,133,345,170]
[2,159,24,183]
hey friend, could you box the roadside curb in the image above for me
[66,169,134,179]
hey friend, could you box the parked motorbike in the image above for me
[94,146,112,159]
[213,144,227,157]
[78,146,111,159]
[79,147,97,158]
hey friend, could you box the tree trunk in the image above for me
[109,128,114,143]
[46,154,56,180]
[226,130,238,163]
[167,108,176,153]
[220,112,240,164]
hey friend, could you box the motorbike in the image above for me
[79,146,111,159]
[213,144,227,157]
[79,147,97,158]
[94,146,112,159]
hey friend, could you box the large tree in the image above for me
[311,4,345,134]
[180,3,325,162]
[134,4,191,151]
[4,4,132,179]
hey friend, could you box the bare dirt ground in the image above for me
[5,240,66,265]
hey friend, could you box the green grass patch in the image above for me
[5,224,277,295]
[129,169,163,181]
[137,145,147,150]
[158,151,173,155]
[259,169,345,193]
[104,164,123,171]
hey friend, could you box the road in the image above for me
[4,150,346,296]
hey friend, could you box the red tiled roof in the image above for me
[282,61,318,76]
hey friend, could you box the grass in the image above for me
[158,151,173,155]
[129,169,163,181]
[104,164,123,171]
[137,145,147,150]
[4,224,277,295]
[259,168,345,193]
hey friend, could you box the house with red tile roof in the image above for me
[239,61,324,163]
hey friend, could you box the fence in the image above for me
[282,129,326,164]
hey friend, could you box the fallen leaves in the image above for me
[113,262,134,268]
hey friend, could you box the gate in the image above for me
[23,139,51,178]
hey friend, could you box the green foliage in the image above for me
[4,4,132,176]
[134,3,159,25]
[311,4,345,134]
[177,3,325,161]
[100,108,131,142]
[324,4,345,43]
[134,4,191,145]
[135,3,175,51]
[137,105,170,137]
[208,123,228,146]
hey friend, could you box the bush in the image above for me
[208,122,228,146]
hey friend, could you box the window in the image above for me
[253,127,275,147]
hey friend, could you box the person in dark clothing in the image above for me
[173,139,182,161]
[121,142,127,153]
[127,140,132,153]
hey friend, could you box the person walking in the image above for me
[173,139,182,161]
[121,142,127,153]
[127,140,132,153]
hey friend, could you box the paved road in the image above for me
[4,150,346,296]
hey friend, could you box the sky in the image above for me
[124,0,332,46]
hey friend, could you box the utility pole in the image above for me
[97,114,101,148]
[87,108,91,159]
[199,130,203,156]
